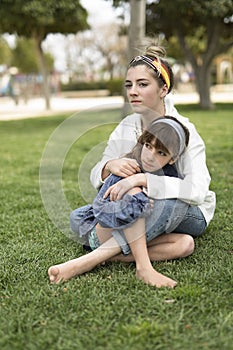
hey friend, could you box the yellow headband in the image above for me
[129,55,171,90]
[151,59,170,90]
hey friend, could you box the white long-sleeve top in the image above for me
[90,96,216,226]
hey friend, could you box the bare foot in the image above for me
[136,266,177,288]
[48,254,95,284]
[48,247,115,284]
[48,266,62,283]
[48,261,78,284]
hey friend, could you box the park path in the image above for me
[0,85,232,121]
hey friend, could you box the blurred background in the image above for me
[0,0,232,111]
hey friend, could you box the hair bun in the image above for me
[144,45,167,59]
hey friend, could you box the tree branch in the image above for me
[176,28,197,69]
[204,21,221,66]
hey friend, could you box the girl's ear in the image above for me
[168,156,178,165]
[160,84,168,99]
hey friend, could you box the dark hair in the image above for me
[128,45,174,93]
[126,116,189,167]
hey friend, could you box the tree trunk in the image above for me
[175,24,221,110]
[122,0,146,118]
[128,0,146,60]
[34,35,51,110]
[194,63,214,109]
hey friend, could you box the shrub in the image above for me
[60,79,124,95]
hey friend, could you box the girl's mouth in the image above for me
[142,160,153,169]
[131,100,142,104]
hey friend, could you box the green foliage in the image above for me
[11,37,54,73]
[166,26,208,61]
[61,79,124,95]
[145,0,233,108]
[0,37,12,65]
[0,104,232,350]
[0,0,89,40]
[106,78,124,96]
[0,0,89,109]
[146,0,233,53]
[61,80,108,91]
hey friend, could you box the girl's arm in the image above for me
[103,173,147,201]
[90,116,139,189]
[101,158,141,182]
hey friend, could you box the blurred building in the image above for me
[214,54,233,84]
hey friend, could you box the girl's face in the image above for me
[140,141,174,173]
[125,65,167,115]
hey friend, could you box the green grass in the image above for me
[0,104,232,350]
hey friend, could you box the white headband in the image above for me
[151,118,186,156]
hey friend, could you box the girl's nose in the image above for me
[129,84,138,95]
[150,147,156,156]
[147,149,156,161]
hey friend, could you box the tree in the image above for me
[92,23,128,80]
[128,0,146,60]
[110,0,146,60]
[12,37,54,74]
[63,23,127,81]
[0,37,12,66]
[111,0,146,115]
[123,0,146,115]
[146,0,233,109]
[0,0,89,109]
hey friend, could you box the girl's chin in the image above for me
[142,165,156,172]
[131,105,154,116]
[131,104,145,112]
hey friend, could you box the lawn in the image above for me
[0,104,232,350]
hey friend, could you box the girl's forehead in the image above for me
[144,138,156,148]
[149,139,156,146]
[144,138,172,154]
[126,65,154,80]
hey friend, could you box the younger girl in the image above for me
[48,116,189,287]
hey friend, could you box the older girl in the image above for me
[89,45,216,262]
[49,44,215,286]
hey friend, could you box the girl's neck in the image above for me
[141,99,166,130]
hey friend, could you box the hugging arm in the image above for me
[90,118,138,189]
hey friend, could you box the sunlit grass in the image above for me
[0,104,232,350]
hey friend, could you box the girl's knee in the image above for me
[70,205,91,233]
[70,210,79,232]
[179,234,195,257]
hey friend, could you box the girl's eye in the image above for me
[125,81,148,89]
[124,83,132,89]
[144,142,153,149]
[158,150,168,157]
[139,82,148,87]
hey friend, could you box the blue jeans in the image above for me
[70,199,206,255]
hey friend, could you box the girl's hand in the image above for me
[103,177,134,201]
[104,158,141,178]
[103,173,147,201]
